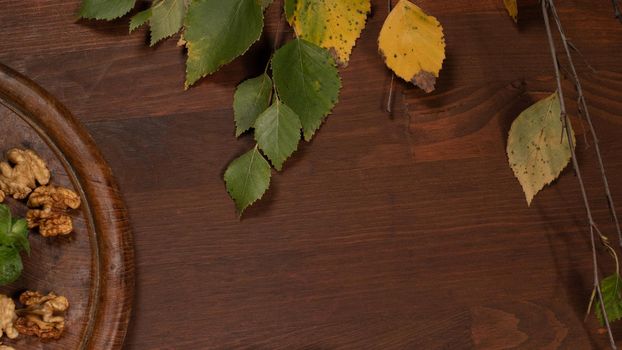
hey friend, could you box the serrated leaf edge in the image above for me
[289,0,371,66]
[254,101,302,171]
[507,92,575,206]
[224,146,272,214]
[79,1,137,20]
[183,4,265,89]
[272,39,342,142]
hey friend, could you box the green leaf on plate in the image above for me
[596,274,622,325]
[79,0,136,20]
[0,246,22,286]
[507,91,575,206]
[184,0,264,87]
[224,146,272,213]
[272,38,341,141]
[0,205,29,256]
[234,74,273,137]
[10,218,29,255]
[0,205,11,237]
[254,99,302,171]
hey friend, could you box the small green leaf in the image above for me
[0,246,22,286]
[234,74,273,137]
[0,217,29,255]
[254,100,302,171]
[272,38,341,141]
[184,0,264,87]
[0,205,11,236]
[10,219,29,255]
[224,147,272,214]
[596,274,622,325]
[79,0,136,20]
[149,0,187,45]
[507,91,575,206]
[129,9,152,32]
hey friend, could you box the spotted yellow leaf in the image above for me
[504,0,517,22]
[378,0,446,93]
[287,0,371,66]
[507,92,575,206]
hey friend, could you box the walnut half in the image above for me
[0,148,50,201]
[0,295,18,341]
[15,291,69,340]
[26,186,81,237]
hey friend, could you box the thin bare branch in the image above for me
[543,1,617,347]
[548,1,622,248]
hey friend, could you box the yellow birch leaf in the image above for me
[288,0,371,66]
[378,0,446,93]
[504,0,518,22]
[507,92,575,206]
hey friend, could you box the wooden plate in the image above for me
[0,63,134,349]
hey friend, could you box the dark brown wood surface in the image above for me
[2,0,622,348]
[0,64,134,350]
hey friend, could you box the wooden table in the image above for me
[2,0,622,348]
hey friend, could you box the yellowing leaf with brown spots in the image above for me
[504,0,518,22]
[287,0,371,66]
[507,92,575,206]
[378,0,446,93]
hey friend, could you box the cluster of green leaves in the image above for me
[0,204,30,285]
[79,0,451,214]
[225,38,341,213]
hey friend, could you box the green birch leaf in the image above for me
[224,147,272,213]
[129,0,186,44]
[507,91,575,206]
[79,0,136,20]
[184,0,264,88]
[234,74,273,137]
[596,274,622,325]
[149,0,187,45]
[129,8,152,32]
[254,100,302,171]
[272,38,341,141]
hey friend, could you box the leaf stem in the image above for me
[542,1,617,347]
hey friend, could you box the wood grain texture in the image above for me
[2,0,622,348]
[0,64,134,349]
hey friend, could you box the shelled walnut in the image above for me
[26,186,81,237]
[0,295,17,341]
[15,291,69,340]
[0,148,50,201]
